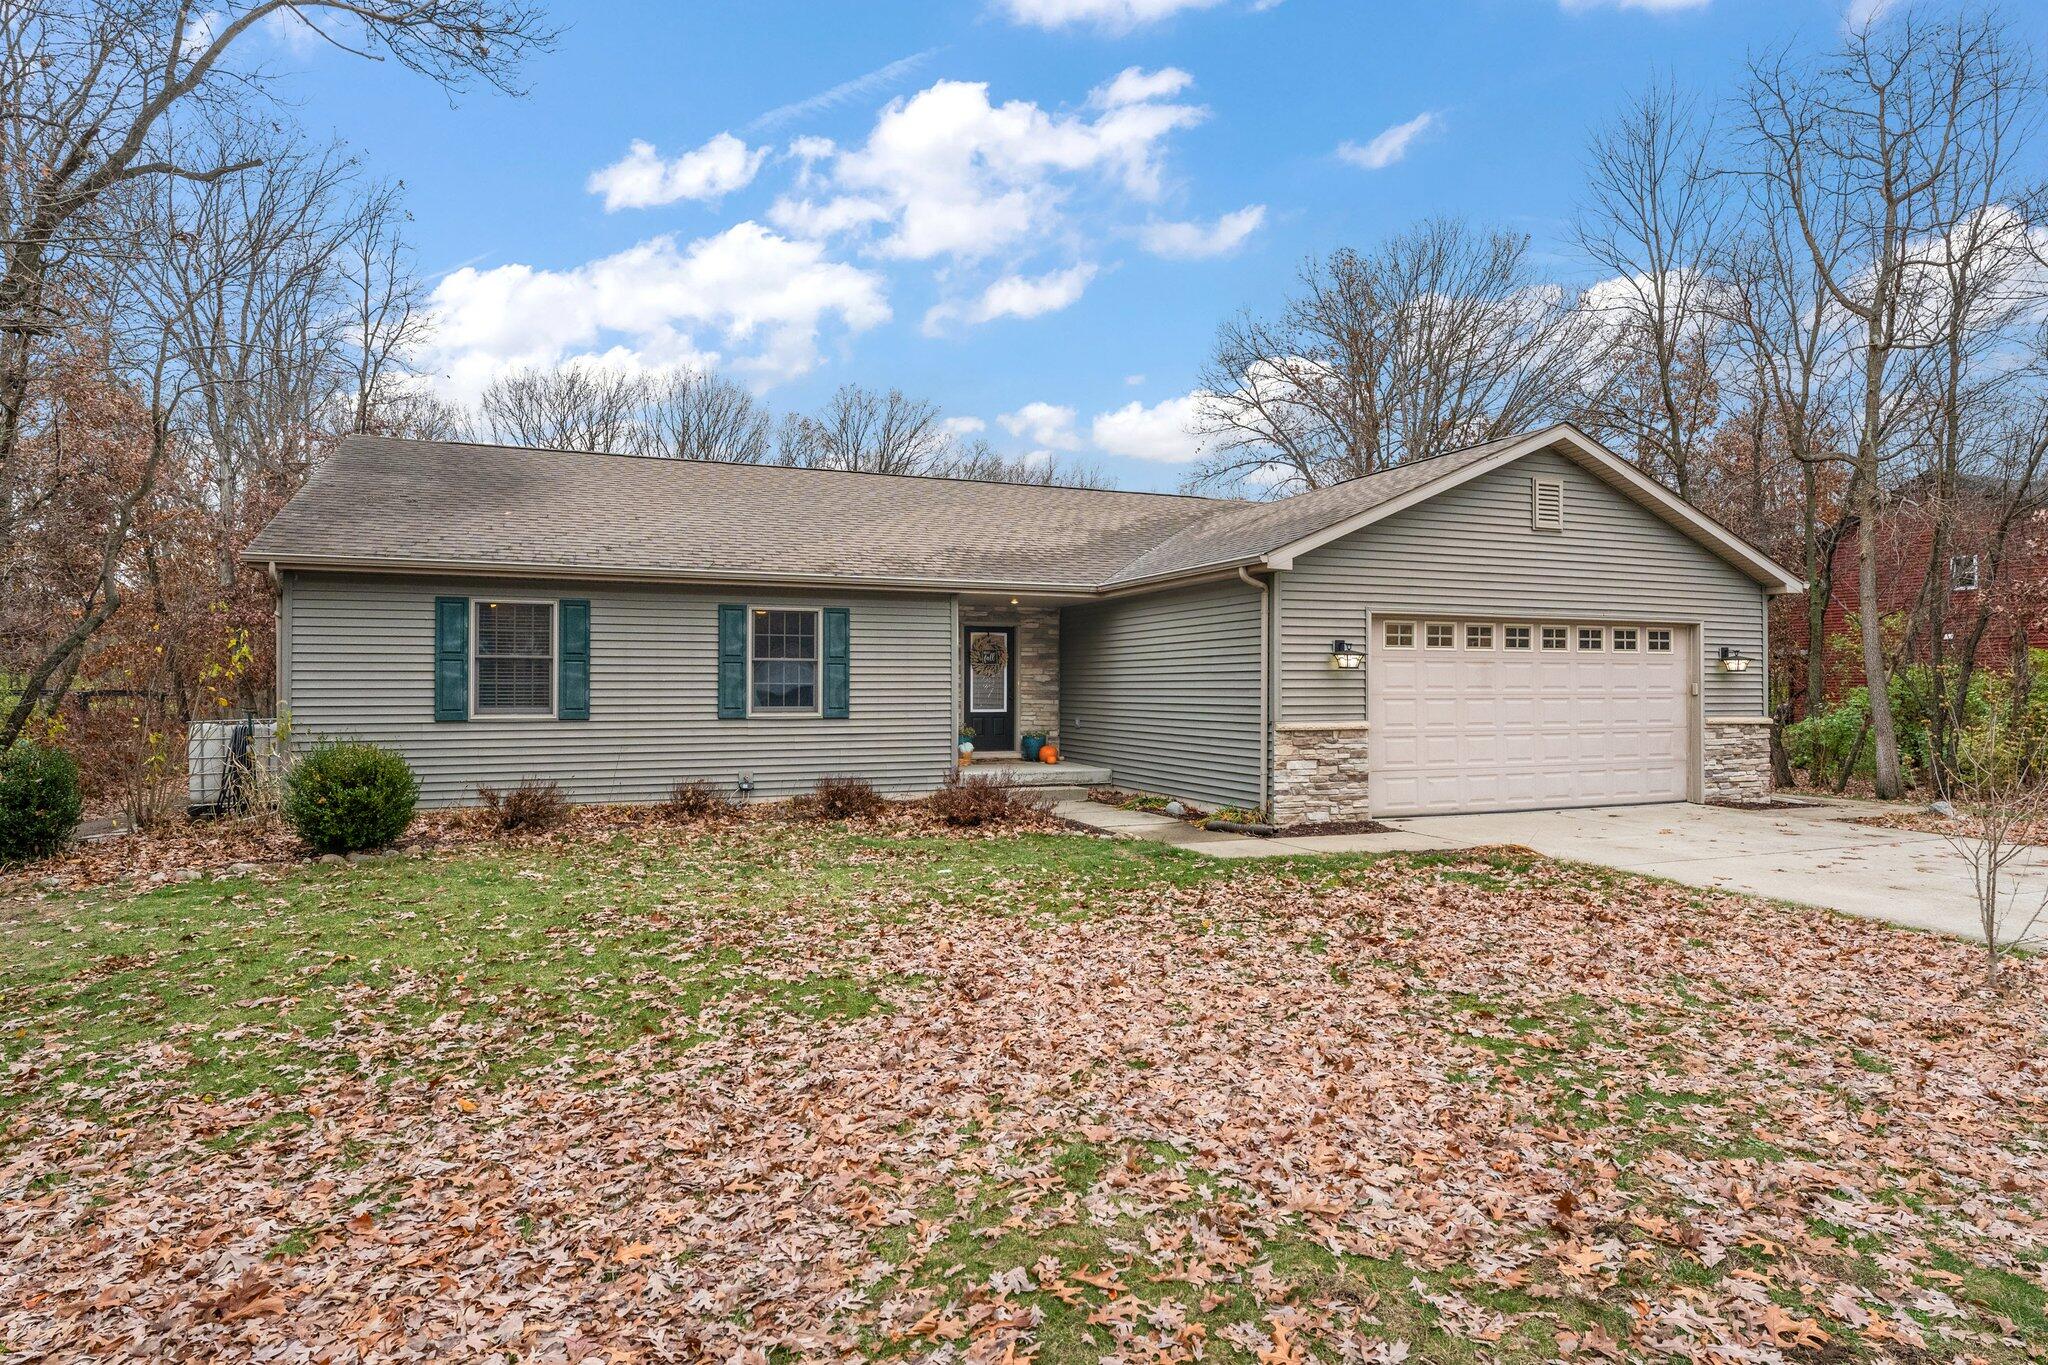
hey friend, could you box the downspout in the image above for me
[1239,566,1271,815]
[267,562,284,715]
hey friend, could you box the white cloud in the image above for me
[1000,0,1245,32]
[1091,391,1212,463]
[805,73,1205,262]
[424,222,890,401]
[1841,0,1900,29]
[941,415,988,437]
[1560,0,1708,9]
[1139,204,1266,259]
[1337,112,1439,171]
[1092,66,1196,108]
[587,133,768,211]
[999,402,1085,452]
[922,263,1099,333]
[768,194,891,239]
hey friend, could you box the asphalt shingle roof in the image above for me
[244,430,1560,592]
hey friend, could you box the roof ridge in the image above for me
[345,433,1241,505]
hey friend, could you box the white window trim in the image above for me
[1578,627,1606,651]
[1424,621,1458,649]
[748,605,823,718]
[1464,623,1496,649]
[1612,627,1640,651]
[1541,626,1570,651]
[471,597,558,720]
[1951,554,1980,592]
[1384,621,1415,649]
[1503,623,1534,650]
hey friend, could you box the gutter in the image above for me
[243,549,1274,601]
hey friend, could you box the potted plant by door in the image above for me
[958,725,976,764]
[1020,733,1045,762]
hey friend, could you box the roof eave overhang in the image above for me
[248,551,1109,598]
[1258,423,1807,595]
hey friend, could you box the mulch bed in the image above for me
[1266,817,1400,838]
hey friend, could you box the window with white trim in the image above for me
[1425,622,1456,649]
[474,600,555,716]
[1541,626,1569,650]
[1465,623,1494,649]
[1646,629,1673,653]
[1384,621,1414,648]
[1504,625,1532,650]
[1951,554,1980,592]
[1612,627,1639,651]
[1578,627,1605,651]
[752,609,819,712]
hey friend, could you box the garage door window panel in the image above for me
[1384,621,1414,648]
[1425,623,1456,649]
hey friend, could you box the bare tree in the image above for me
[646,370,772,463]
[1938,738,2048,990]
[941,438,1112,489]
[478,364,655,454]
[1716,166,1858,715]
[1190,219,1606,494]
[1739,14,2031,797]
[777,384,954,475]
[1575,80,1729,500]
[0,0,553,750]
[346,182,431,436]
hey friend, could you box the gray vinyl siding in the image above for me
[1278,450,1768,724]
[283,572,955,806]
[1059,577,1264,809]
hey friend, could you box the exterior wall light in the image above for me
[1330,639,1364,670]
[1717,646,1752,673]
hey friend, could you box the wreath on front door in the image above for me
[969,634,1009,677]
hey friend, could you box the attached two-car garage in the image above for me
[1367,617,1696,817]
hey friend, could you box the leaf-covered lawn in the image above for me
[3,823,2045,1362]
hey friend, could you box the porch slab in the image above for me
[965,758,1110,787]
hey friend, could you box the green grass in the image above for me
[1,827,1393,1115]
[6,822,2038,1364]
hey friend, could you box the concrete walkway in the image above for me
[1057,795,2023,943]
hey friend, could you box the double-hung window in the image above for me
[1951,554,1980,592]
[752,609,819,712]
[474,601,555,716]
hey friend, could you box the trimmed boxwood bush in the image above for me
[282,741,418,855]
[0,742,84,865]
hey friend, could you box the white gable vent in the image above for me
[1531,476,1564,532]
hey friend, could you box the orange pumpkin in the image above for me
[1039,744,1058,764]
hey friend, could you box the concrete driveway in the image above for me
[1381,798,2026,942]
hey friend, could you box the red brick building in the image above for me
[1779,476,2048,712]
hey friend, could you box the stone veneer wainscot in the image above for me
[1272,722,1371,825]
[1703,716,1774,804]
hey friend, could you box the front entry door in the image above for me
[963,627,1016,752]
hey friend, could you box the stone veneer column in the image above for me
[1013,607,1060,745]
[1703,716,1774,804]
[1271,722,1372,825]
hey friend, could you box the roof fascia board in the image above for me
[1262,425,1805,593]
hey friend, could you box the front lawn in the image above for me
[3,821,2044,1362]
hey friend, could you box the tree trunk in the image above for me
[1856,352,1903,798]
[1803,462,1829,717]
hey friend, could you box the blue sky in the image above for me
[269,0,1898,489]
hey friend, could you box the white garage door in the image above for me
[1369,619,1693,817]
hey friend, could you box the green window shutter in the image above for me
[558,599,590,720]
[822,607,850,720]
[717,604,748,719]
[434,596,469,722]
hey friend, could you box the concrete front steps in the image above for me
[961,755,1110,803]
